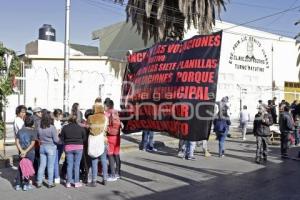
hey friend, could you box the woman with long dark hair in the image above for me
[61,114,86,188]
[71,103,84,127]
[36,110,60,188]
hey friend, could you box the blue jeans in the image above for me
[54,144,64,179]
[141,131,154,150]
[66,149,83,184]
[91,150,108,182]
[185,141,196,157]
[218,131,228,156]
[37,144,57,185]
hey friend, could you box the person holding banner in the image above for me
[140,131,157,152]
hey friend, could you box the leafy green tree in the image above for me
[0,43,21,139]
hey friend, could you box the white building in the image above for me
[92,21,299,120]
[5,21,299,124]
[5,39,125,123]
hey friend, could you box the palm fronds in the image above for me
[115,0,228,43]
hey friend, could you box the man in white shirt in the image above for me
[13,105,27,137]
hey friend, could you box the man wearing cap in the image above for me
[253,105,273,164]
[32,107,42,130]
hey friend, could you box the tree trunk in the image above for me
[0,95,3,121]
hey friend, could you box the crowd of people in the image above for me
[13,97,122,191]
[240,97,299,164]
[12,94,300,191]
[177,96,300,164]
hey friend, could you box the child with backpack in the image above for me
[105,99,121,181]
[213,110,231,157]
[15,115,37,191]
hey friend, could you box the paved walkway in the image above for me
[0,135,299,200]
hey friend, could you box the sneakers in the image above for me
[177,151,185,158]
[74,183,83,188]
[23,184,28,191]
[186,156,196,160]
[242,137,246,141]
[48,184,56,189]
[27,184,33,190]
[147,147,158,152]
[204,150,211,157]
[107,176,117,182]
[15,185,21,191]
[255,157,261,164]
[65,183,71,188]
[115,174,120,180]
[54,178,60,184]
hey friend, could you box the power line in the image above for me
[230,0,298,12]
[100,0,300,34]
[80,0,298,42]
[265,0,299,26]
[221,20,298,36]
[223,4,300,31]
[81,0,185,27]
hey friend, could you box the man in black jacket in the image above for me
[279,106,294,158]
[253,106,273,164]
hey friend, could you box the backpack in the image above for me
[88,134,105,158]
[108,111,121,136]
[19,158,35,179]
[214,118,227,133]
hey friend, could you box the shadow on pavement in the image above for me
[139,158,240,177]
[121,171,153,183]
[227,138,257,145]
[121,135,141,145]
[119,156,300,200]
[0,167,17,187]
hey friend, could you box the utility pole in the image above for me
[271,44,274,98]
[63,0,70,113]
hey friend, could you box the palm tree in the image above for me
[115,0,228,43]
[294,20,300,80]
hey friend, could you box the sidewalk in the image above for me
[1,134,299,200]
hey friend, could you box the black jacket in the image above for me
[279,112,294,133]
[253,112,273,137]
[61,123,86,145]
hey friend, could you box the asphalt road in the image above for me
[0,135,299,200]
